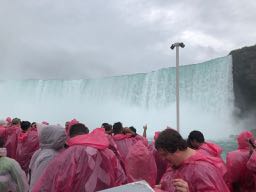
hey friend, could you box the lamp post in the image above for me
[170,42,185,133]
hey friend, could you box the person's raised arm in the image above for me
[143,124,147,138]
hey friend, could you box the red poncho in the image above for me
[198,142,222,157]
[226,131,255,192]
[125,141,157,187]
[16,130,39,174]
[112,133,141,164]
[160,152,229,192]
[32,130,127,192]
[247,150,256,190]
[0,125,6,142]
[5,125,20,159]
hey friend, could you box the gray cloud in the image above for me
[0,0,256,79]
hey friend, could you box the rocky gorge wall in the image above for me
[230,44,256,118]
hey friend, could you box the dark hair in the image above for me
[155,128,188,153]
[31,122,36,126]
[69,123,89,138]
[12,118,21,125]
[129,126,137,134]
[102,123,112,132]
[113,122,123,135]
[20,121,31,131]
[188,130,205,143]
[0,137,4,148]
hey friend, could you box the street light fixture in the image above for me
[170,42,185,133]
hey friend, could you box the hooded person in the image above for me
[226,131,255,191]
[32,123,127,192]
[0,137,29,192]
[5,118,21,159]
[155,128,229,192]
[16,121,39,175]
[28,125,66,191]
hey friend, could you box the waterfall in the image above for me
[0,55,237,139]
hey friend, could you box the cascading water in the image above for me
[0,55,238,139]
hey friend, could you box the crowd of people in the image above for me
[0,117,256,192]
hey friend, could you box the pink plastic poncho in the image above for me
[226,131,255,191]
[148,144,168,185]
[0,125,6,142]
[32,131,127,192]
[5,125,20,159]
[125,140,157,187]
[198,142,222,157]
[160,152,230,192]
[197,142,227,178]
[112,133,139,163]
[247,150,256,190]
[150,131,168,184]
[16,130,39,174]
[101,130,124,167]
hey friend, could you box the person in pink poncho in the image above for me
[0,120,7,143]
[247,138,256,190]
[148,131,168,185]
[155,128,229,192]
[16,121,39,175]
[226,131,255,191]
[187,130,223,157]
[32,123,127,192]
[112,122,144,164]
[5,118,21,159]
[125,140,157,187]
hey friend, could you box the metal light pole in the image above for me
[170,42,185,133]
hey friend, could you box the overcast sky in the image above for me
[0,0,256,79]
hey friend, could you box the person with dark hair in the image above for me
[187,130,222,157]
[11,118,21,126]
[155,128,229,192]
[69,123,89,138]
[187,130,204,147]
[112,122,140,164]
[32,122,126,192]
[0,136,29,192]
[16,121,39,175]
[31,122,37,131]
[20,121,31,132]
[102,123,112,135]
[112,122,123,135]
[129,126,137,134]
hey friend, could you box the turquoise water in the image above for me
[215,139,237,160]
